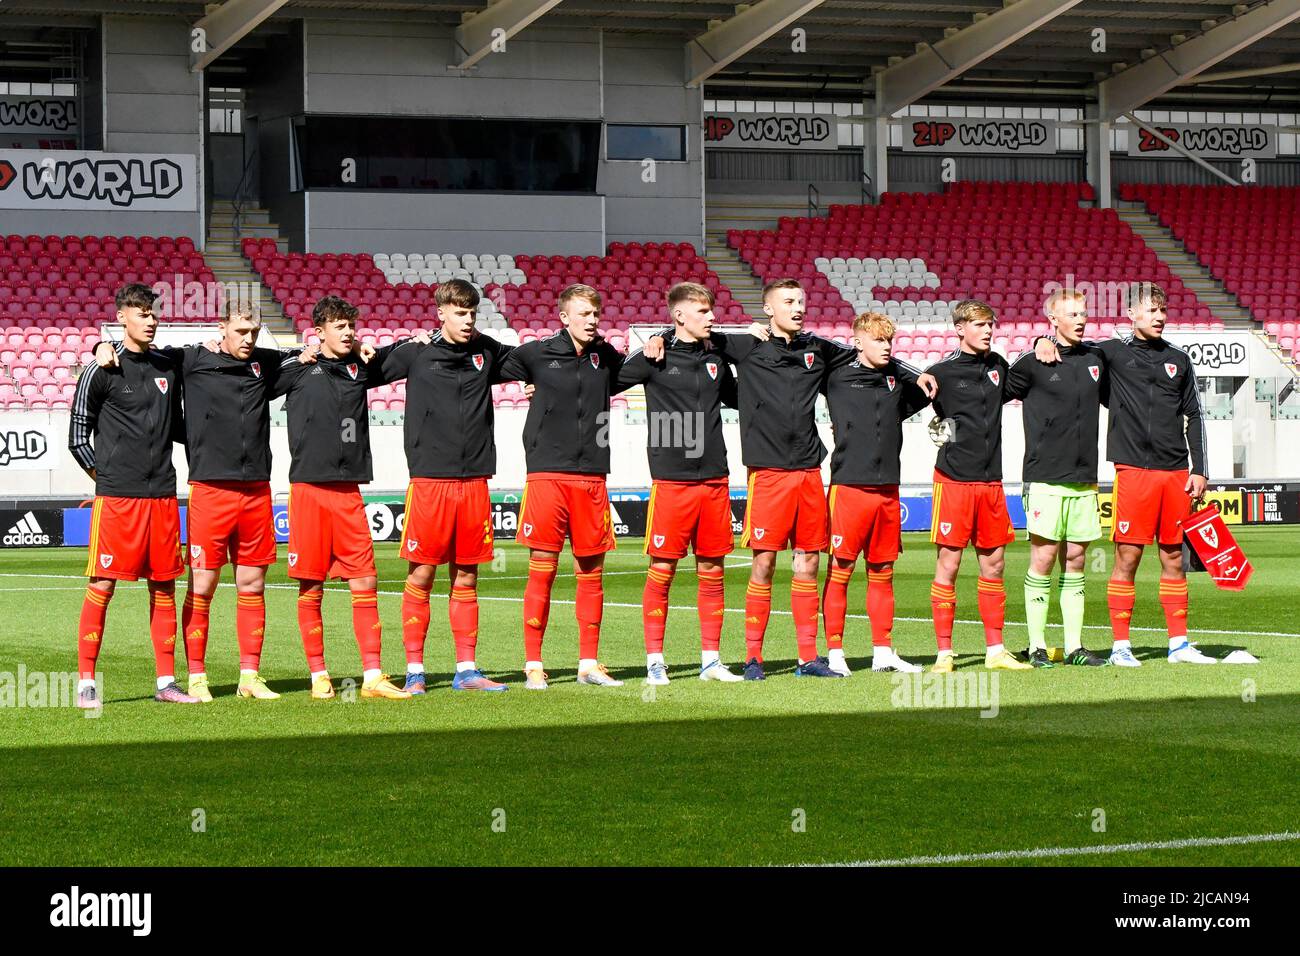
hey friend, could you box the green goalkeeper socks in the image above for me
[1024,571,1051,651]
[1058,572,1086,653]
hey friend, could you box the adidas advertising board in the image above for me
[0,509,62,547]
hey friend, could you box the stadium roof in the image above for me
[3,0,1299,104]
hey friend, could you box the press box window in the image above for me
[607,124,686,162]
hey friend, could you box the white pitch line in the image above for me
[812,830,1300,867]
[2,572,1296,639]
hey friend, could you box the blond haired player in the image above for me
[918,301,1031,672]
[821,312,932,674]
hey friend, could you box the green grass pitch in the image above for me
[1,527,1297,867]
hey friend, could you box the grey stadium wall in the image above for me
[1,16,204,243]
[282,19,703,255]
[2,15,706,256]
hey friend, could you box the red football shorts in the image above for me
[516,472,616,556]
[740,466,828,552]
[827,484,902,564]
[1111,465,1191,546]
[644,478,735,560]
[84,495,184,581]
[401,477,495,566]
[187,480,277,570]
[287,481,377,581]
[930,469,1015,549]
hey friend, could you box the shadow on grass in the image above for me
[2,693,1297,867]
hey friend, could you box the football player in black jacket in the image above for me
[276,296,411,700]
[381,279,514,693]
[821,312,932,675]
[617,282,743,685]
[69,283,194,707]
[1006,288,1109,668]
[919,300,1032,673]
[495,284,658,689]
[1034,282,1212,666]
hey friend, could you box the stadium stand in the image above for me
[727,182,1222,362]
[0,235,215,411]
[241,238,748,407]
[1119,183,1300,362]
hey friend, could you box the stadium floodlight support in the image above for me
[866,0,1086,195]
[1122,112,1241,186]
[684,0,828,88]
[1182,60,1300,84]
[872,0,1085,118]
[453,0,566,70]
[1096,0,1300,120]
[190,0,292,72]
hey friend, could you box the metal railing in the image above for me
[862,170,875,205]
[807,182,820,218]
[230,148,259,243]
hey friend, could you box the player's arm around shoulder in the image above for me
[601,336,629,381]
[819,335,857,372]
[481,332,517,382]
[707,326,757,363]
[615,346,653,392]
[894,358,934,416]
[1005,349,1037,401]
[495,337,536,383]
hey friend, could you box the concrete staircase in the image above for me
[1116,200,1254,328]
[204,199,294,340]
[702,197,814,321]
[704,195,810,233]
[704,231,764,320]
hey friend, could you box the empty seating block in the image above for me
[1120,183,1300,361]
[728,181,1219,363]
[242,238,751,408]
[0,234,214,410]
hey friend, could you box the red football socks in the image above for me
[235,591,266,671]
[791,578,820,661]
[574,569,604,660]
[78,586,111,680]
[449,584,479,663]
[976,576,1006,646]
[523,556,558,662]
[696,567,725,652]
[822,566,852,651]
[642,566,673,655]
[1107,580,1136,642]
[867,567,895,647]
[350,588,382,672]
[297,588,325,672]
[181,592,211,673]
[401,581,431,665]
[930,581,957,652]
[744,581,772,661]
[1158,576,1189,639]
[149,589,178,677]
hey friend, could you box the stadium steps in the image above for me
[704,197,819,317]
[703,231,762,318]
[1116,201,1255,328]
[705,197,810,233]
[1254,327,1300,377]
[204,201,293,338]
